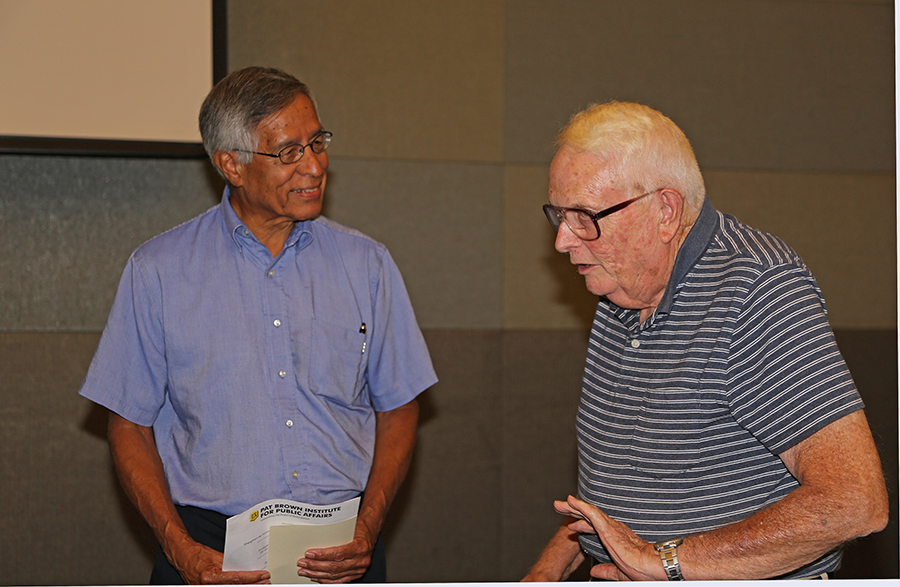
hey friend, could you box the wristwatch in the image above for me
[653,537,685,581]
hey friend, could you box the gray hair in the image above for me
[199,66,317,170]
[558,101,706,221]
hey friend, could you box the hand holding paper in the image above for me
[297,532,377,583]
[223,497,360,584]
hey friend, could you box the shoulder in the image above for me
[707,212,806,272]
[679,211,824,313]
[310,216,390,258]
[131,203,222,264]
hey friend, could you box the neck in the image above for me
[229,194,294,257]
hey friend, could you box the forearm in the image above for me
[523,521,586,582]
[107,412,192,557]
[355,398,420,546]
[677,411,888,580]
[559,411,888,581]
[108,411,270,584]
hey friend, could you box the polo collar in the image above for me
[655,195,718,315]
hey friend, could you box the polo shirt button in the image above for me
[286,419,293,427]
[274,319,282,327]
[279,370,287,378]
[630,339,640,348]
[292,471,299,479]
[268,270,275,277]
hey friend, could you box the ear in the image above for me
[213,150,245,187]
[657,188,685,244]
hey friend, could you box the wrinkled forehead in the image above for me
[549,146,619,208]
[255,95,323,145]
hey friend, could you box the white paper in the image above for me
[222,496,360,584]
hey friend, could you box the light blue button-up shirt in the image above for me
[80,188,437,515]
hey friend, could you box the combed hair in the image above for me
[199,66,316,171]
[558,101,706,220]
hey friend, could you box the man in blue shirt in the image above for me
[79,67,437,584]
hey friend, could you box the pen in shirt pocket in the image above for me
[359,323,367,353]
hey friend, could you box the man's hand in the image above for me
[554,496,665,581]
[171,540,271,584]
[293,399,421,583]
[521,521,586,582]
[297,535,374,583]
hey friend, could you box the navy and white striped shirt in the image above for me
[577,197,862,579]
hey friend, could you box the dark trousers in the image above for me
[150,505,386,584]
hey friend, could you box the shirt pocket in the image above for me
[626,387,703,478]
[307,319,366,406]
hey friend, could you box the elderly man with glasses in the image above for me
[79,67,436,585]
[524,101,887,581]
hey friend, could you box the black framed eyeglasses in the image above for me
[237,131,332,164]
[543,189,659,241]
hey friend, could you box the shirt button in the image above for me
[273,319,282,327]
[286,419,293,427]
[292,471,299,479]
[267,270,274,278]
[243,229,250,236]
[279,370,286,378]
[630,339,640,348]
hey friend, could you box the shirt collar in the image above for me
[655,195,718,315]
[221,186,313,255]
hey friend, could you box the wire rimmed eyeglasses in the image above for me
[236,131,332,164]
[543,189,659,241]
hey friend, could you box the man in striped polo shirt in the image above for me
[524,101,888,581]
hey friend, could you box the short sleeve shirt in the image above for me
[576,197,862,579]
[79,188,437,515]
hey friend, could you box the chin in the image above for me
[289,202,323,222]
[584,279,614,298]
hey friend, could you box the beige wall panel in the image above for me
[500,330,589,579]
[0,333,155,585]
[384,330,504,582]
[504,0,893,172]
[228,0,505,163]
[323,158,504,329]
[704,169,896,329]
[504,164,598,330]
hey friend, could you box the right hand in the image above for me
[171,540,271,584]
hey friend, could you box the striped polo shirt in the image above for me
[576,197,863,579]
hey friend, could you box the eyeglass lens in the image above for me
[543,205,599,240]
[277,132,332,164]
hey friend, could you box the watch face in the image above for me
[655,538,683,551]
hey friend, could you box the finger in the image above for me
[298,564,364,583]
[304,545,347,562]
[591,563,631,581]
[554,499,585,519]
[199,570,269,584]
[566,496,610,529]
[566,519,596,534]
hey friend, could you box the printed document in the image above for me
[222,496,360,584]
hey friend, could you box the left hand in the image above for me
[297,535,374,584]
[554,495,665,581]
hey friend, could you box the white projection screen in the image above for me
[0,0,214,156]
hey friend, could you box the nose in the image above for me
[554,220,580,253]
[295,149,327,176]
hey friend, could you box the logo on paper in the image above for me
[250,510,259,522]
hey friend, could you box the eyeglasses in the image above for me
[543,189,658,241]
[236,131,332,164]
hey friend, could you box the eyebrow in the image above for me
[271,128,328,152]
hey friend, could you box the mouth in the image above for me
[290,186,322,198]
